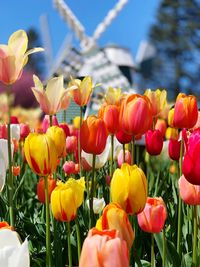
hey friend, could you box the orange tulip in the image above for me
[12,166,20,176]
[37,176,57,204]
[120,94,153,136]
[79,228,129,267]
[137,197,167,233]
[155,119,167,137]
[99,104,119,134]
[0,221,13,230]
[179,175,200,205]
[96,203,134,250]
[172,93,198,129]
[80,115,108,155]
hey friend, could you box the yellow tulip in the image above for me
[73,116,82,129]
[165,127,179,140]
[24,133,58,176]
[51,178,85,222]
[105,87,122,105]
[110,163,147,215]
[46,126,66,157]
[0,30,43,85]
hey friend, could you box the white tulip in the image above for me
[10,124,21,141]
[0,229,30,267]
[86,197,106,214]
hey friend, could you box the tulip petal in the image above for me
[8,30,28,57]
[31,87,51,115]
[0,159,6,192]
[24,47,44,57]
[8,239,30,267]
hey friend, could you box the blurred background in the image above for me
[1,0,200,110]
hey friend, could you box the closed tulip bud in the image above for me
[0,125,7,139]
[120,94,153,136]
[155,119,167,137]
[12,166,20,176]
[63,161,76,175]
[24,133,58,176]
[10,116,19,124]
[66,135,77,153]
[168,139,182,161]
[137,197,167,233]
[37,176,56,203]
[117,149,131,167]
[10,124,20,141]
[168,108,175,127]
[111,163,147,215]
[182,129,200,185]
[96,203,134,250]
[145,129,163,156]
[42,115,59,133]
[79,228,129,267]
[20,123,30,140]
[115,129,132,144]
[86,197,106,214]
[59,123,70,137]
[51,177,85,222]
[73,116,82,129]
[179,175,200,205]
[80,115,108,155]
[46,126,66,158]
[99,104,119,134]
[165,127,179,140]
[173,93,198,129]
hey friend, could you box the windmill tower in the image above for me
[50,0,136,121]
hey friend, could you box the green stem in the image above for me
[162,229,166,267]
[131,136,135,165]
[151,233,155,267]
[63,110,67,122]
[192,206,198,267]
[44,176,52,267]
[49,115,53,127]
[78,106,83,177]
[177,137,184,254]
[136,145,139,166]
[110,134,114,178]
[6,91,14,227]
[67,222,72,267]
[89,154,96,228]
[75,218,81,260]
[123,144,125,163]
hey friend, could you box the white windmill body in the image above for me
[49,0,136,122]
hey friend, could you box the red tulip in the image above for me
[137,197,167,233]
[179,175,200,205]
[145,130,163,155]
[20,123,30,140]
[115,129,132,144]
[99,104,119,134]
[59,123,70,137]
[37,176,57,203]
[0,125,7,139]
[168,139,182,161]
[79,228,129,267]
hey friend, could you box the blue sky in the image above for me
[1,0,160,59]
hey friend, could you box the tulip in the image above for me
[168,139,182,161]
[79,228,129,267]
[98,104,119,134]
[155,119,167,137]
[145,129,163,156]
[0,229,30,267]
[110,163,147,215]
[86,197,106,214]
[0,29,43,85]
[32,75,71,115]
[73,116,82,129]
[165,127,179,140]
[80,115,108,155]
[51,177,85,222]
[0,124,7,139]
[172,93,198,129]
[179,175,200,205]
[115,129,132,144]
[144,89,167,118]
[20,123,30,140]
[37,176,56,204]
[182,130,200,185]
[117,149,131,167]
[66,135,77,153]
[42,115,59,133]
[0,221,13,230]
[59,123,70,137]
[120,94,153,136]
[24,133,58,176]
[69,76,93,106]
[96,203,134,250]
[63,161,76,175]
[10,124,20,141]
[12,166,20,176]
[46,126,66,158]
[105,87,122,105]
[137,197,167,233]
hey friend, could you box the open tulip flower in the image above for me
[137,197,167,233]
[110,163,147,215]
[32,75,71,115]
[79,228,129,267]
[0,30,43,85]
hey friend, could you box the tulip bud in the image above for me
[117,149,131,167]
[10,116,19,124]
[63,161,76,175]
[46,126,66,158]
[12,166,20,176]
[20,123,30,140]
[59,123,70,137]
[179,175,200,205]
[86,197,106,214]
[145,129,163,156]
[168,139,182,161]
[115,129,132,144]
[165,127,179,140]
[10,124,20,141]
[0,125,7,139]
[155,119,167,137]
[37,176,56,203]
[66,136,77,153]
[137,197,167,233]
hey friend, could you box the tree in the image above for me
[149,0,200,99]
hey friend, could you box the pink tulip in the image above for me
[79,228,129,267]
[20,124,30,140]
[179,175,200,205]
[63,161,75,175]
[117,149,131,167]
[66,136,77,153]
[42,115,59,133]
[137,197,167,233]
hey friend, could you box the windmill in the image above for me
[46,0,136,121]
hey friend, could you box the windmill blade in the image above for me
[91,0,129,43]
[53,0,89,45]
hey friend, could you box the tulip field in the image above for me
[1,30,200,267]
